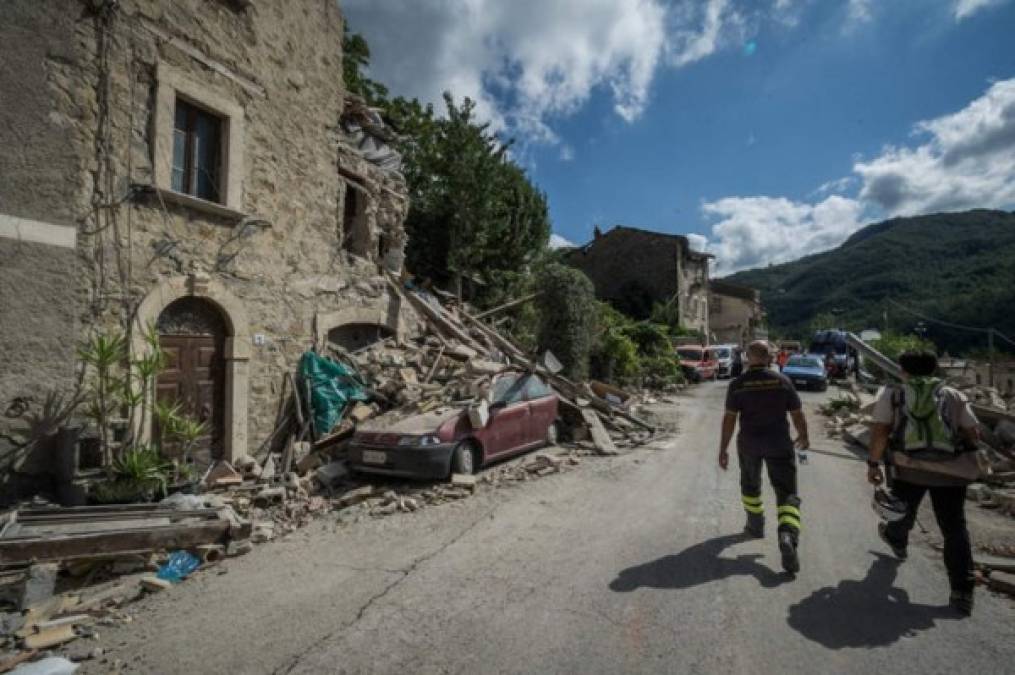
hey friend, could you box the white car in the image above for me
[712,344,736,379]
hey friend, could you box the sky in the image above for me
[343,0,1015,275]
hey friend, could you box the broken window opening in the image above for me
[328,322,394,352]
[172,98,224,203]
[342,184,371,257]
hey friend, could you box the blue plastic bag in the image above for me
[156,550,201,583]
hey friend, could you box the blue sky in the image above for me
[344,0,1015,273]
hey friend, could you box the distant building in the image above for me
[708,279,765,346]
[563,226,712,334]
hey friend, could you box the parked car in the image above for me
[712,345,735,378]
[347,371,559,479]
[676,346,718,382]
[782,354,829,391]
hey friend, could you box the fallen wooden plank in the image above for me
[473,292,541,320]
[0,520,237,566]
[23,623,77,649]
[581,409,618,456]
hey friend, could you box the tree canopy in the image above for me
[343,29,550,308]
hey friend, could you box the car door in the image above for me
[521,375,557,446]
[486,374,529,457]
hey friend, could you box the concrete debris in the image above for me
[139,576,172,593]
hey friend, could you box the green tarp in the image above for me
[298,351,370,436]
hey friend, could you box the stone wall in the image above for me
[565,228,680,318]
[0,0,418,497]
[708,280,762,346]
[565,226,710,332]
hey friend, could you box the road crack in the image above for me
[272,505,498,674]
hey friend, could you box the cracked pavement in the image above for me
[83,384,1015,674]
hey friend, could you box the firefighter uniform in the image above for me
[725,365,803,543]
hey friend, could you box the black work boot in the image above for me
[744,512,765,538]
[878,522,908,561]
[779,531,800,574]
[949,590,974,617]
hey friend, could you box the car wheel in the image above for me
[451,441,477,475]
[819,382,828,392]
[545,421,560,447]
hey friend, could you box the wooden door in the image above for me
[155,297,227,462]
[156,335,225,460]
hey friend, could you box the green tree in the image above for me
[535,265,596,380]
[342,26,551,308]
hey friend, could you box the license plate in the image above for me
[795,380,808,386]
[362,450,387,464]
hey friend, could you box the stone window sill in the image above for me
[145,186,247,222]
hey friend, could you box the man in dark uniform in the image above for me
[719,341,810,574]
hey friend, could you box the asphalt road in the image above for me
[87,382,1015,674]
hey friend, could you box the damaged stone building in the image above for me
[564,226,712,334]
[0,0,418,498]
[708,279,766,346]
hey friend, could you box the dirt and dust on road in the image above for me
[13,381,1015,674]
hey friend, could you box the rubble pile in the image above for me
[0,278,666,668]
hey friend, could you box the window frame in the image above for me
[172,97,225,203]
[154,63,245,213]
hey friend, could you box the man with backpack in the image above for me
[867,350,981,615]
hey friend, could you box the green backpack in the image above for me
[889,377,964,459]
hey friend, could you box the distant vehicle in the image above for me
[730,348,744,377]
[677,346,718,382]
[347,372,559,479]
[808,329,855,378]
[712,345,735,379]
[782,354,829,391]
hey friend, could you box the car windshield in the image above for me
[787,356,822,368]
[491,374,525,403]
[714,348,730,358]
[677,349,702,360]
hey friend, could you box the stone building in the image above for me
[0,0,417,497]
[564,226,712,333]
[708,279,765,346]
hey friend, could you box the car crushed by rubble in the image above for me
[348,371,560,479]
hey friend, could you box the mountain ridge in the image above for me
[723,209,1015,353]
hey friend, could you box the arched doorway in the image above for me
[155,296,228,464]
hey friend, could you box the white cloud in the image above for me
[549,233,576,249]
[686,232,710,252]
[559,144,575,162]
[847,0,874,22]
[701,77,1015,274]
[667,0,738,68]
[855,78,1015,216]
[953,0,1007,20]
[703,195,865,275]
[343,0,669,141]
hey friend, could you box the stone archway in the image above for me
[315,293,409,351]
[132,274,250,461]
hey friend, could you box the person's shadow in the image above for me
[786,552,956,648]
[609,532,791,592]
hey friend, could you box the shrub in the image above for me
[535,264,596,380]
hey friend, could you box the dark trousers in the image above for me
[738,452,800,541]
[883,479,974,593]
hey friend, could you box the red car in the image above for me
[677,346,718,382]
[348,371,560,479]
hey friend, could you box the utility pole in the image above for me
[988,328,995,389]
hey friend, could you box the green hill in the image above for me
[724,209,1015,354]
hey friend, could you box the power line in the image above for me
[885,298,1015,348]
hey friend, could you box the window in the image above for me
[522,375,553,400]
[492,374,525,404]
[172,98,224,203]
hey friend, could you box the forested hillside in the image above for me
[725,210,1015,354]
